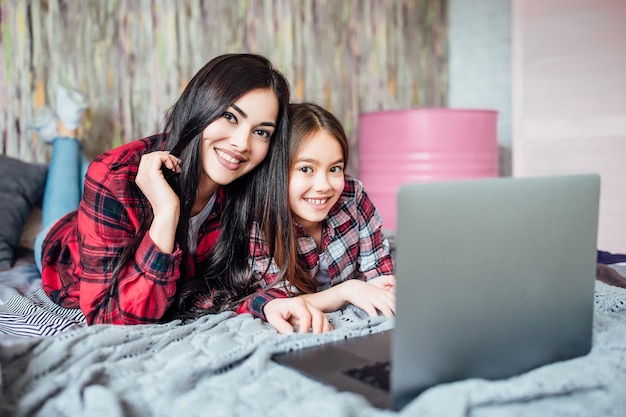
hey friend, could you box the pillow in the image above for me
[0,155,48,270]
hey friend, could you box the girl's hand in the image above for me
[368,275,396,294]
[264,297,333,334]
[338,279,396,318]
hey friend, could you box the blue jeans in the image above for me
[35,137,89,272]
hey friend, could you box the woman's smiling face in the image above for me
[199,88,278,192]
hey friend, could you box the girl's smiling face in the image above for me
[288,129,345,234]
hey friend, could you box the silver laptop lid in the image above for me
[391,174,600,409]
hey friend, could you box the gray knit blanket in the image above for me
[1,280,626,417]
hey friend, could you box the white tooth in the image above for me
[306,198,327,205]
[216,149,240,164]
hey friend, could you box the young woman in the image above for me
[242,102,396,334]
[37,53,304,325]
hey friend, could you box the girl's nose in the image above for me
[314,173,331,191]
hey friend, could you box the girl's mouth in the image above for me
[304,197,330,205]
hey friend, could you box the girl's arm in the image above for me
[263,297,332,334]
[238,223,332,334]
[298,278,395,317]
[236,285,333,334]
[236,222,289,319]
[354,181,395,282]
[368,274,396,293]
[235,287,289,319]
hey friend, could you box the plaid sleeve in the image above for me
[235,286,288,320]
[235,221,288,320]
[77,159,183,325]
[355,182,395,281]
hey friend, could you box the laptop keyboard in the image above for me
[343,361,391,391]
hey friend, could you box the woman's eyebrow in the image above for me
[231,104,276,128]
[232,104,247,118]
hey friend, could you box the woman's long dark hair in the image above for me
[110,53,296,319]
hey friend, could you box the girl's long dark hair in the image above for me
[285,102,351,294]
[110,54,296,319]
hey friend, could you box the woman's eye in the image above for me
[222,112,237,124]
[253,129,271,139]
[330,166,344,174]
[299,166,313,174]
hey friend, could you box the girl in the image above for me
[243,102,396,334]
[37,53,306,325]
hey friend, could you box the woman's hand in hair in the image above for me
[264,297,333,334]
[136,151,181,212]
[136,151,182,253]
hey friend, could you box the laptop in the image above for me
[273,174,600,410]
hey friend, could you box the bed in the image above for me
[2,155,626,417]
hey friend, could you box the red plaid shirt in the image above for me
[239,177,395,319]
[41,136,222,325]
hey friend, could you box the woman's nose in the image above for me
[230,128,250,151]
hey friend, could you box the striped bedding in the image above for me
[0,288,85,338]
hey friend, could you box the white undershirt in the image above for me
[187,193,216,254]
[315,252,331,287]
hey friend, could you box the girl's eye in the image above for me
[222,112,238,124]
[330,166,344,174]
[253,129,272,139]
[299,166,313,174]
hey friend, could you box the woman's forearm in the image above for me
[149,209,179,254]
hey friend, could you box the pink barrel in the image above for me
[358,108,499,230]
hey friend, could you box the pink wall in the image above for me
[512,0,626,252]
